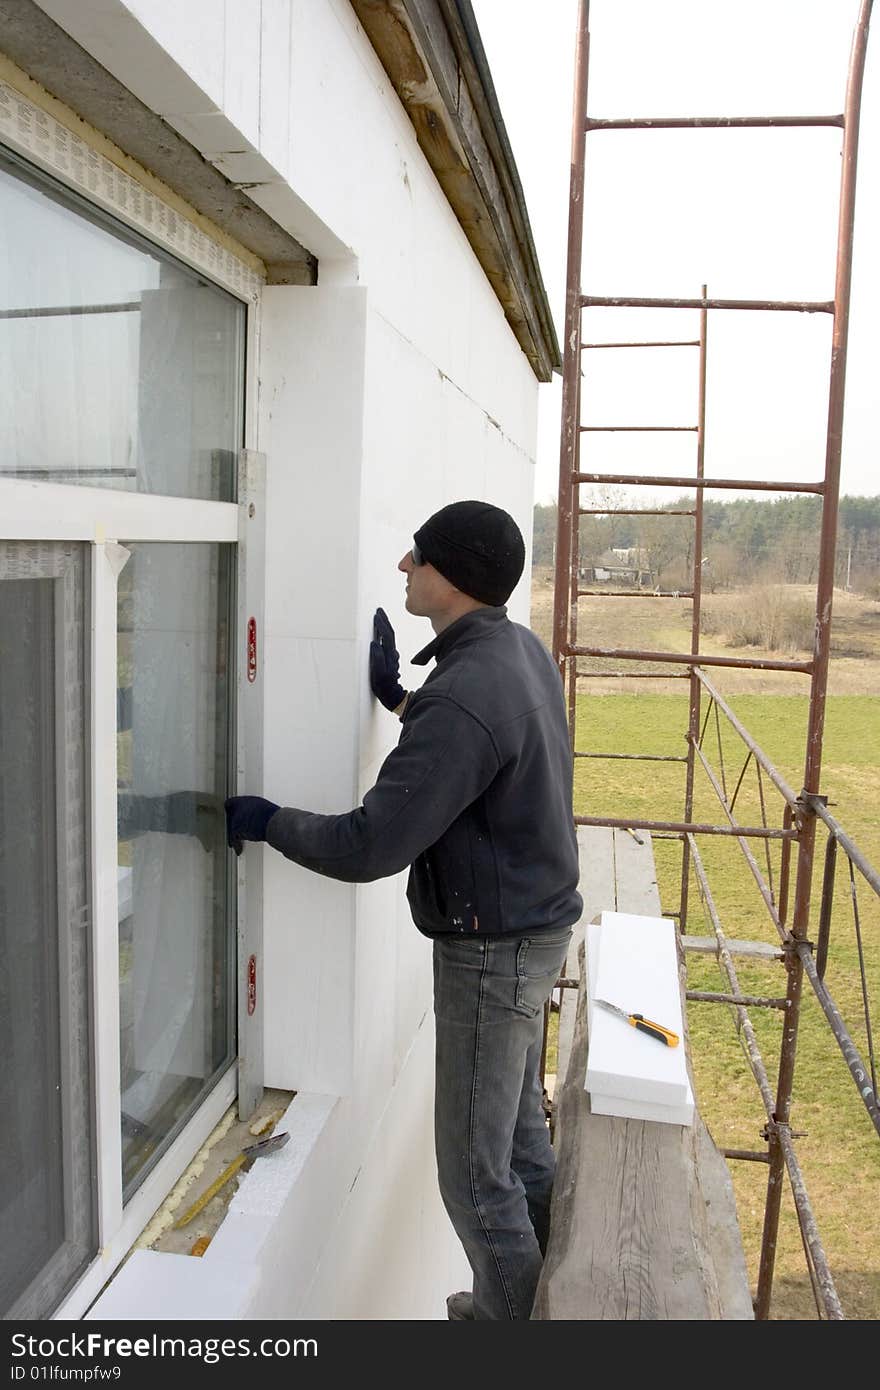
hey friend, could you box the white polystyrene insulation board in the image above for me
[585,911,693,1115]
[586,928,689,1123]
[590,1089,694,1126]
[586,914,692,1123]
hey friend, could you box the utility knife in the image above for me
[595,997,680,1047]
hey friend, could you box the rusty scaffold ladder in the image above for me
[552,0,876,1319]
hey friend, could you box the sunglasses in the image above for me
[410,542,425,566]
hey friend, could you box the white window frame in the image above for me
[0,89,265,1319]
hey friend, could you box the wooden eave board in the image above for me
[349,0,558,379]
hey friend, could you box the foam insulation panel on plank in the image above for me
[585,912,694,1126]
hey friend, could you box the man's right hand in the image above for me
[225,795,280,856]
[369,607,407,711]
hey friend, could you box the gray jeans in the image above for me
[432,927,572,1320]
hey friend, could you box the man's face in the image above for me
[398,547,459,618]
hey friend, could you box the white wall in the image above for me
[259,284,367,1098]
[38,0,542,1321]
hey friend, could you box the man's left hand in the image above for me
[369,607,407,711]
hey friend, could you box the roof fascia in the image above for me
[350,0,561,380]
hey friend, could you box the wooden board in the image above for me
[682,934,785,960]
[536,830,754,1319]
[612,826,662,916]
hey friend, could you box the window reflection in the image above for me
[0,158,243,500]
[0,544,94,1318]
[117,543,234,1194]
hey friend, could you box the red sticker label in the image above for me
[247,955,257,1016]
[247,617,257,683]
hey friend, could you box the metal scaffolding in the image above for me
[551,0,877,1319]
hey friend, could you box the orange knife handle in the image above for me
[631,1013,680,1047]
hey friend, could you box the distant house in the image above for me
[582,547,652,586]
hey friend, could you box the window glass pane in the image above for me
[0,155,245,500]
[117,543,234,1194]
[0,542,95,1319]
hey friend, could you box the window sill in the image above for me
[138,1088,296,1256]
[82,1091,338,1321]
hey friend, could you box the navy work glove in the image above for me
[369,607,406,711]
[224,795,280,857]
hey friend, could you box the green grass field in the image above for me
[569,690,880,1319]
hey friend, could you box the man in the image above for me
[225,500,582,1320]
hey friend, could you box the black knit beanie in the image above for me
[412,500,525,606]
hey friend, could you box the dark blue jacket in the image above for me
[266,607,582,938]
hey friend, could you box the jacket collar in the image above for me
[411,605,507,667]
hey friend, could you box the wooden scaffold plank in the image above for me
[536,827,753,1319]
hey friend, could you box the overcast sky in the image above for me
[470,0,879,505]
